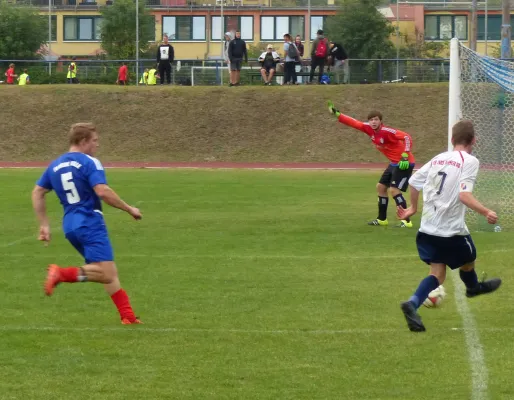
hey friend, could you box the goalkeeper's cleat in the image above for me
[367,219,388,226]
[121,317,143,325]
[327,100,340,118]
[44,264,61,296]
[396,220,413,228]
[400,301,426,332]
[466,278,502,298]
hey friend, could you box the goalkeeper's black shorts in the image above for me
[378,164,414,192]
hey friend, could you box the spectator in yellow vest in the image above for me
[67,57,79,84]
[139,68,149,85]
[18,69,30,85]
[147,65,159,86]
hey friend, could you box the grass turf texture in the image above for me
[0,84,447,164]
[1,169,514,400]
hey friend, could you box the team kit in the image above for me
[32,103,502,332]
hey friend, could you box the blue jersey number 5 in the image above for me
[61,172,81,204]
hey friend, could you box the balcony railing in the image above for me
[13,0,335,7]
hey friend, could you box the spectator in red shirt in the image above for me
[117,62,128,85]
[5,63,17,85]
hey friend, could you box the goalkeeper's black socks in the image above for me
[378,196,388,220]
[393,194,410,222]
[409,275,440,309]
[459,269,479,289]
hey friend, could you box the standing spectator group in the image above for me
[310,29,348,84]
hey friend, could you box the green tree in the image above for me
[0,1,48,59]
[100,0,154,59]
[325,0,395,59]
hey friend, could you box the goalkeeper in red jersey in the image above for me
[328,100,415,228]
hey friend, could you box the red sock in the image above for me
[59,267,80,283]
[111,289,136,322]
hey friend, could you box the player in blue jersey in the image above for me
[31,123,143,325]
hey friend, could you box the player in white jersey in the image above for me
[397,120,502,332]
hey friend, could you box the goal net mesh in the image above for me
[457,43,514,232]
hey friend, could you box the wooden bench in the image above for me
[247,71,312,84]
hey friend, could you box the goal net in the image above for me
[449,38,514,232]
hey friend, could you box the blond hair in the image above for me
[69,123,97,145]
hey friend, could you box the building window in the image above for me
[477,15,514,40]
[310,16,327,40]
[424,15,467,40]
[211,16,253,41]
[64,16,102,41]
[40,15,57,42]
[162,16,206,41]
[260,16,305,41]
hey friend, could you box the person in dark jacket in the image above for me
[157,34,174,85]
[227,30,248,86]
[328,41,348,84]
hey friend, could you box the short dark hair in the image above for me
[367,111,383,121]
[69,123,97,146]
[452,120,475,145]
[283,33,292,40]
[317,29,324,35]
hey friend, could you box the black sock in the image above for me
[459,269,479,289]
[393,194,410,222]
[378,196,388,220]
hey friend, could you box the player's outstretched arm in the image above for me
[459,192,497,224]
[327,100,367,132]
[32,185,51,243]
[397,185,419,220]
[93,184,142,220]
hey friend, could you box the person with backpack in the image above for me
[283,33,299,85]
[310,29,329,84]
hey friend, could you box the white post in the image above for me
[448,38,462,151]
[136,0,139,86]
[221,1,224,85]
[307,0,311,55]
[485,0,488,55]
[396,0,400,80]
[48,0,52,78]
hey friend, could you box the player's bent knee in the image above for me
[376,183,388,196]
[390,187,401,196]
[98,261,118,284]
[430,264,446,284]
[459,262,475,272]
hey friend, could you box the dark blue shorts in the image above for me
[65,224,114,264]
[416,231,476,270]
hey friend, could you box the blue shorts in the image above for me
[65,224,114,264]
[416,231,476,270]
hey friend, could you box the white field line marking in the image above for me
[2,227,62,248]
[450,270,489,400]
[1,201,144,247]
[5,248,513,260]
[0,325,513,335]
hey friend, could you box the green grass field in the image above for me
[1,168,513,400]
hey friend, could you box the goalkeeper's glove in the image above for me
[327,100,341,118]
[398,153,410,170]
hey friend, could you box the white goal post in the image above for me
[449,38,514,231]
